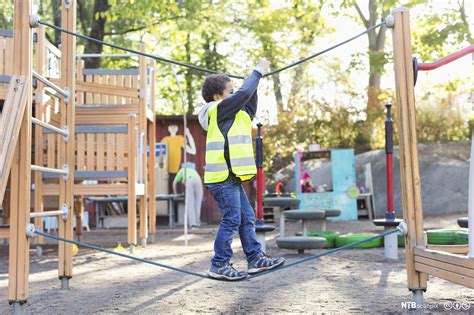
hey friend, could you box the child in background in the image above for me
[301,172,314,193]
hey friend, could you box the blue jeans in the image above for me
[206,176,263,267]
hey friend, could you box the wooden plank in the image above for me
[109,75,116,104]
[85,75,93,104]
[43,184,128,196]
[392,8,426,291]
[125,75,132,105]
[93,75,100,104]
[100,75,107,104]
[75,80,139,98]
[116,133,125,170]
[77,133,85,170]
[58,0,76,280]
[414,247,474,269]
[128,114,137,245]
[34,27,47,246]
[138,43,148,243]
[0,76,29,205]
[76,60,84,105]
[414,262,474,289]
[148,119,156,235]
[106,133,115,170]
[47,134,55,168]
[4,35,13,75]
[96,133,105,170]
[9,0,33,302]
[414,255,474,278]
[86,133,95,170]
[116,74,124,104]
[426,244,469,255]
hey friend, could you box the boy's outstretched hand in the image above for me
[254,58,271,75]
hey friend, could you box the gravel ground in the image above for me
[0,212,472,314]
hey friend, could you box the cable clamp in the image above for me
[63,164,69,181]
[63,126,70,143]
[397,221,408,236]
[29,15,39,28]
[26,224,36,238]
[384,14,395,28]
[61,203,69,221]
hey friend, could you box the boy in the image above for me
[198,59,285,281]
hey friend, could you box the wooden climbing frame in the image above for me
[391,8,474,297]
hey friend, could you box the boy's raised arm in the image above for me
[217,70,261,122]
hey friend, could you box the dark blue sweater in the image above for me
[217,70,261,175]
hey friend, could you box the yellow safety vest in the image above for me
[204,101,256,184]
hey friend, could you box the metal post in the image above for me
[279,208,285,238]
[256,123,264,223]
[384,103,398,260]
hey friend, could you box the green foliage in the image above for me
[416,80,472,143]
[0,1,13,29]
[413,1,473,60]
[3,0,472,176]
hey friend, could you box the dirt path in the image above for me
[0,213,472,314]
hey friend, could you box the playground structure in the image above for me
[0,1,156,311]
[388,8,474,304]
[0,1,472,313]
[1,16,156,252]
[294,149,358,221]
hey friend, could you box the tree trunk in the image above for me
[271,71,284,113]
[83,0,109,69]
[51,0,62,46]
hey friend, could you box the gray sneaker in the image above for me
[248,255,285,274]
[207,263,248,281]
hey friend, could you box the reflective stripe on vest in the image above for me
[204,101,256,184]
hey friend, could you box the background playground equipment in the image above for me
[373,103,403,260]
[388,8,473,305]
[458,217,468,228]
[276,209,327,254]
[335,233,383,249]
[0,24,157,251]
[294,149,358,221]
[0,1,76,310]
[254,123,276,252]
[295,230,340,248]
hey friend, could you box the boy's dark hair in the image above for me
[201,74,231,103]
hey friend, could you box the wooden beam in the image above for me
[33,25,47,246]
[391,8,427,291]
[75,80,139,99]
[415,255,474,278]
[148,120,156,235]
[128,114,137,246]
[42,184,128,196]
[0,76,28,205]
[148,60,156,236]
[138,43,148,244]
[426,244,469,255]
[414,262,474,289]
[57,0,76,281]
[9,0,33,303]
[415,247,474,269]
